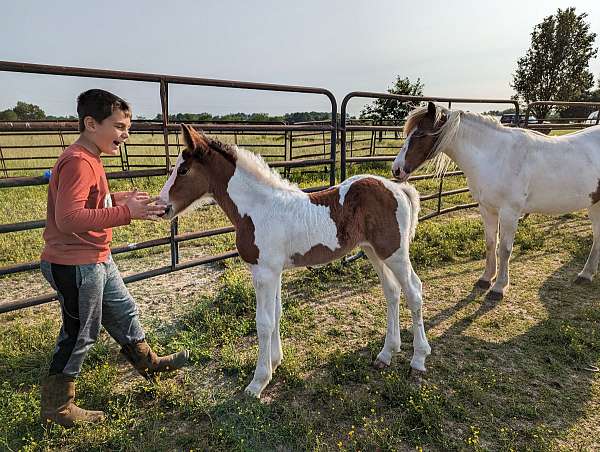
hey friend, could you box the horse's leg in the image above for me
[270,273,283,371]
[245,266,279,398]
[576,203,600,283]
[362,245,402,368]
[384,249,431,373]
[476,204,499,290]
[489,209,520,300]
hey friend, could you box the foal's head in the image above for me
[392,102,448,182]
[159,124,235,219]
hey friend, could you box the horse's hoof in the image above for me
[486,290,504,301]
[574,276,592,285]
[409,367,425,386]
[474,279,491,290]
[373,358,389,370]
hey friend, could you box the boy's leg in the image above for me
[101,256,189,378]
[39,261,105,427]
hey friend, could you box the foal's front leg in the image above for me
[245,266,280,398]
[489,209,520,300]
[270,274,283,371]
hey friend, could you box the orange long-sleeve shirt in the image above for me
[41,144,131,265]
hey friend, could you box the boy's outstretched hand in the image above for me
[122,189,167,220]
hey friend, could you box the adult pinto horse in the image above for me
[159,124,430,398]
[393,102,600,299]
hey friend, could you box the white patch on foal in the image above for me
[227,164,340,268]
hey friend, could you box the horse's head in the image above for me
[159,124,217,219]
[392,102,447,182]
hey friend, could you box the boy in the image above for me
[40,89,189,427]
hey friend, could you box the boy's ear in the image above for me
[83,116,97,132]
[180,124,209,155]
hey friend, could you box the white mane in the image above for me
[233,144,301,192]
[404,106,549,177]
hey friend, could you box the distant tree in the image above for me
[511,7,598,119]
[12,101,46,120]
[481,110,503,116]
[360,76,424,123]
[481,108,517,116]
[284,111,330,123]
[0,109,18,121]
[46,115,77,121]
[559,85,600,118]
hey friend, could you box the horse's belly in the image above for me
[287,243,352,268]
[524,192,591,214]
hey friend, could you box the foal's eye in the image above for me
[177,166,189,176]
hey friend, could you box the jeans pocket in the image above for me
[40,261,57,291]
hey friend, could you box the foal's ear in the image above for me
[180,124,209,155]
[427,102,437,120]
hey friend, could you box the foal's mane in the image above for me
[210,138,301,192]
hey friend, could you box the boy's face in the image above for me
[84,109,131,156]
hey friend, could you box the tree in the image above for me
[12,101,46,120]
[360,76,424,123]
[0,109,18,121]
[511,7,598,119]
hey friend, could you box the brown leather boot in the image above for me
[120,340,189,379]
[40,374,105,428]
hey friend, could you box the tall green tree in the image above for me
[511,7,598,119]
[12,101,46,120]
[360,76,424,123]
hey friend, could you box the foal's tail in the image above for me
[399,183,420,242]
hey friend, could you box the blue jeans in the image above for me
[40,255,145,377]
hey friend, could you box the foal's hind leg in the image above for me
[362,245,402,368]
[384,249,431,372]
[576,203,600,283]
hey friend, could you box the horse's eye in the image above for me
[177,166,189,176]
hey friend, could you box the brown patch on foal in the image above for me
[291,178,401,266]
[205,147,260,265]
[175,125,260,264]
[589,179,600,205]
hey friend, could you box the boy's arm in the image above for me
[54,158,131,233]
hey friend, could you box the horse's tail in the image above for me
[399,183,420,242]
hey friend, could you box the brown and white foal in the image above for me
[160,124,430,398]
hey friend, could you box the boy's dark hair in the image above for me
[77,89,131,132]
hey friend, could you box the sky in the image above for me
[1,0,599,118]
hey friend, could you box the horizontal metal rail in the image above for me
[0,250,240,314]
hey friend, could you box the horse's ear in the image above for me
[427,102,436,120]
[180,124,209,155]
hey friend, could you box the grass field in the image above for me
[1,129,599,450]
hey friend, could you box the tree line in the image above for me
[0,105,333,124]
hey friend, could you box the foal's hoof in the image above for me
[486,290,504,301]
[408,367,425,386]
[373,358,389,370]
[474,279,491,290]
[574,276,592,285]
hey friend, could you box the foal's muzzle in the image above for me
[160,204,173,218]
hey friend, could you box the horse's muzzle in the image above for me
[392,167,410,182]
